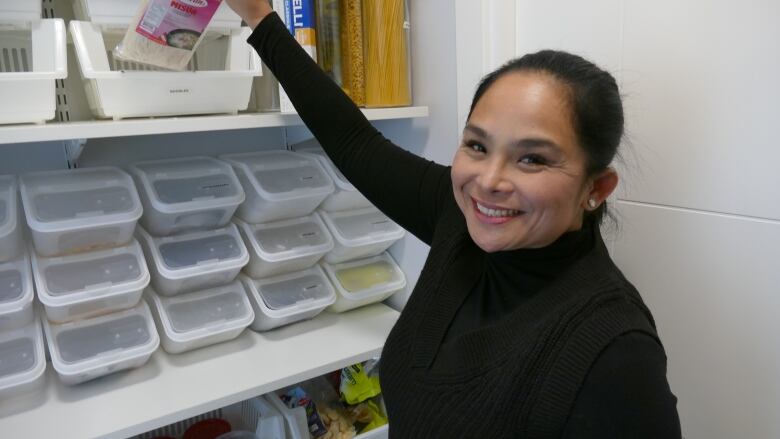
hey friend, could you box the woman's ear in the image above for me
[583,167,619,211]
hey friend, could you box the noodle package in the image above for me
[115,0,224,71]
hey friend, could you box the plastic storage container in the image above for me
[43,300,159,385]
[221,151,334,224]
[0,175,23,262]
[320,208,404,264]
[295,146,372,212]
[19,167,143,257]
[0,317,46,400]
[265,393,310,439]
[0,253,34,331]
[0,18,67,125]
[322,252,406,312]
[362,0,411,108]
[240,266,336,332]
[32,239,150,323]
[68,0,260,121]
[146,282,254,354]
[130,157,245,236]
[137,224,249,297]
[236,214,333,279]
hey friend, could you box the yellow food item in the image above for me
[335,261,395,292]
[362,0,411,107]
[339,0,365,106]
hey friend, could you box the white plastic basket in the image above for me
[0,0,42,23]
[72,0,242,31]
[146,282,254,354]
[69,20,261,120]
[43,300,159,385]
[322,252,406,313]
[0,252,34,331]
[0,19,67,125]
[0,316,46,400]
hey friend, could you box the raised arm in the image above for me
[228,1,451,244]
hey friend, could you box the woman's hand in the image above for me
[224,0,274,30]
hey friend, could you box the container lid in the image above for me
[320,208,404,247]
[32,239,150,307]
[322,252,406,300]
[0,1,42,24]
[130,157,245,215]
[19,167,142,234]
[0,175,18,239]
[241,266,335,315]
[147,281,254,342]
[43,301,159,373]
[235,214,333,263]
[220,151,334,202]
[72,0,241,30]
[0,253,33,316]
[137,224,249,280]
[0,318,46,394]
[297,149,356,192]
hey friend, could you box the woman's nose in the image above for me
[477,159,512,193]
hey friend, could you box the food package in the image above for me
[115,0,225,71]
[362,0,411,107]
[338,0,365,106]
[339,361,381,405]
[273,0,318,112]
[280,386,329,438]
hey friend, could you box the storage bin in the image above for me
[0,253,34,331]
[130,157,245,236]
[19,166,143,257]
[265,393,310,439]
[43,300,159,385]
[322,252,406,312]
[136,224,248,297]
[72,0,242,31]
[0,175,23,262]
[68,16,261,120]
[32,239,150,323]
[320,208,404,264]
[296,146,372,212]
[0,0,42,23]
[0,317,46,400]
[235,214,333,279]
[146,281,254,354]
[240,266,336,332]
[221,151,334,224]
[0,19,67,125]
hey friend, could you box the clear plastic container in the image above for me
[0,175,22,262]
[221,151,334,224]
[235,214,334,279]
[43,300,159,385]
[320,208,404,264]
[0,252,34,331]
[137,224,249,297]
[129,157,245,236]
[32,239,150,323]
[0,317,46,400]
[322,252,406,313]
[19,167,143,257]
[146,281,254,354]
[264,393,310,439]
[240,266,336,332]
[295,146,372,212]
[362,0,411,108]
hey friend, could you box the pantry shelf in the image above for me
[0,106,429,145]
[0,303,399,439]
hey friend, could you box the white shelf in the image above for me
[0,107,429,145]
[0,303,399,439]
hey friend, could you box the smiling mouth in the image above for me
[471,198,524,221]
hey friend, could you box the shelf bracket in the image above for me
[64,138,88,168]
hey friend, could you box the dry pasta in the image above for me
[316,0,343,85]
[362,0,411,107]
[339,0,366,106]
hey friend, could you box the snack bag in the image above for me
[340,362,381,405]
[115,0,224,71]
[280,386,329,438]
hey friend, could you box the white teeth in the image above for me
[476,202,520,217]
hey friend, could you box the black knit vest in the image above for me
[380,202,658,438]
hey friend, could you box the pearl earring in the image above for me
[588,198,598,209]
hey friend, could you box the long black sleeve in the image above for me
[247,13,452,244]
[561,332,682,438]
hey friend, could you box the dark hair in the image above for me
[468,50,624,224]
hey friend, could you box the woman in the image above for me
[226,1,682,437]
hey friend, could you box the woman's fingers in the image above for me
[224,0,273,30]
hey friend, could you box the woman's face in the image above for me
[451,71,596,252]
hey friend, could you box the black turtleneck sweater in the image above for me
[248,13,681,438]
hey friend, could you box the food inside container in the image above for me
[335,260,395,292]
[362,0,411,107]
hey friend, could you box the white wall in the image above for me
[454,0,780,437]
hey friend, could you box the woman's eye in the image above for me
[466,141,486,153]
[519,155,547,166]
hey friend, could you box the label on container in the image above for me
[283,0,317,60]
[135,0,223,50]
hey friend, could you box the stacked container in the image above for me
[17,166,157,386]
[130,156,254,354]
[219,150,340,331]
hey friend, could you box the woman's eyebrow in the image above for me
[516,138,562,152]
[464,123,490,140]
